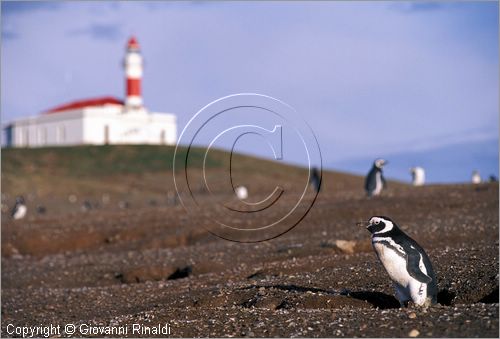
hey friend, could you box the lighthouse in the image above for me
[4,36,177,147]
[124,36,143,109]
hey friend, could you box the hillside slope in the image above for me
[1,145,371,218]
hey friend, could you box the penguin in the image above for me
[101,193,111,205]
[36,205,47,215]
[365,159,388,197]
[81,200,92,212]
[235,186,248,200]
[118,200,130,209]
[472,170,481,184]
[359,216,437,307]
[167,191,178,206]
[309,167,321,193]
[68,194,78,204]
[11,196,27,220]
[410,167,425,186]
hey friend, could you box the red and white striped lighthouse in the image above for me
[124,36,143,109]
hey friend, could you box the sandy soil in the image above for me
[1,180,498,337]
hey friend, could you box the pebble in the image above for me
[409,312,417,319]
[409,329,420,337]
[334,240,357,254]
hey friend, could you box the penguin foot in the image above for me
[399,300,411,308]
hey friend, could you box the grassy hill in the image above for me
[2,145,221,178]
[3,145,364,216]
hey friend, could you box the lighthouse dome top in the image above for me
[127,36,140,50]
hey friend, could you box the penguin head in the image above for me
[359,216,396,234]
[15,196,25,204]
[374,159,387,169]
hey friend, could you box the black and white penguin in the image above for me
[118,200,130,209]
[365,159,387,197]
[472,170,481,184]
[36,205,47,215]
[81,200,92,212]
[309,167,321,193]
[359,216,437,307]
[11,196,27,220]
[410,166,425,186]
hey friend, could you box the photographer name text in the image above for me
[5,323,171,337]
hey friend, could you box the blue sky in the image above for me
[1,1,498,183]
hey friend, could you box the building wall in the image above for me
[82,108,177,145]
[8,110,85,147]
[5,106,177,147]
[149,112,177,145]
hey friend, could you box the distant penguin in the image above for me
[36,205,47,215]
[102,193,111,205]
[235,186,248,200]
[11,196,27,220]
[359,216,437,307]
[365,159,388,197]
[310,167,321,193]
[81,200,92,212]
[167,191,178,206]
[489,175,498,183]
[118,200,130,209]
[410,167,425,186]
[472,170,481,184]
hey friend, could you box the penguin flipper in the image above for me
[10,206,17,218]
[406,250,432,284]
[365,168,376,193]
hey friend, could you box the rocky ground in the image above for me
[1,172,498,337]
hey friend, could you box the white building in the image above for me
[4,36,177,147]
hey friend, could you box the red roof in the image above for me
[44,96,124,114]
[127,36,140,50]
